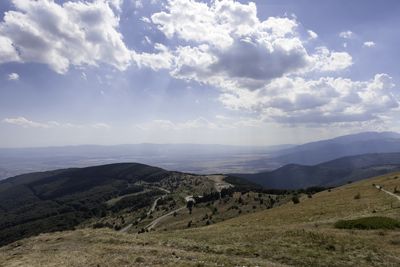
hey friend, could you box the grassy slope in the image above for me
[1,173,400,266]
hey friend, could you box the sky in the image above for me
[0,0,399,147]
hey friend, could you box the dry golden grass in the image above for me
[1,173,400,266]
[0,229,284,267]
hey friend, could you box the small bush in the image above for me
[135,257,145,263]
[354,193,361,200]
[325,244,336,251]
[335,216,400,230]
[292,195,300,204]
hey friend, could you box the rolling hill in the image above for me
[1,171,399,266]
[0,163,176,246]
[0,162,260,247]
[234,152,400,189]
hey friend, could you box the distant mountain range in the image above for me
[2,131,400,183]
[234,152,400,189]
[273,131,400,165]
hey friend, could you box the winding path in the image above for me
[121,176,233,233]
[145,206,186,230]
[144,176,232,230]
[119,186,170,233]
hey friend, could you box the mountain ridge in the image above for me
[234,152,400,189]
[273,131,400,165]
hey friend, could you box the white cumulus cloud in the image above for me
[139,0,380,125]
[363,41,376,48]
[149,0,352,92]
[7,72,19,80]
[0,0,131,74]
[339,30,353,39]
[219,74,399,125]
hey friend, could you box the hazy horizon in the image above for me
[0,130,397,149]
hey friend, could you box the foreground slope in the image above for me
[1,172,399,266]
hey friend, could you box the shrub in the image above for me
[334,216,400,230]
[135,257,145,263]
[291,195,300,204]
[92,222,113,229]
[354,193,361,200]
[212,207,218,214]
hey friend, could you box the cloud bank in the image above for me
[0,0,398,126]
[3,117,110,129]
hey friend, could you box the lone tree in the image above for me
[187,200,194,214]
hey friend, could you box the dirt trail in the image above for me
[120,186,170,233]
[123,177,234,233]
[376,185,400,201]
[119,223,132,233]
[145,206,186,230]
[147,195,166,216]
